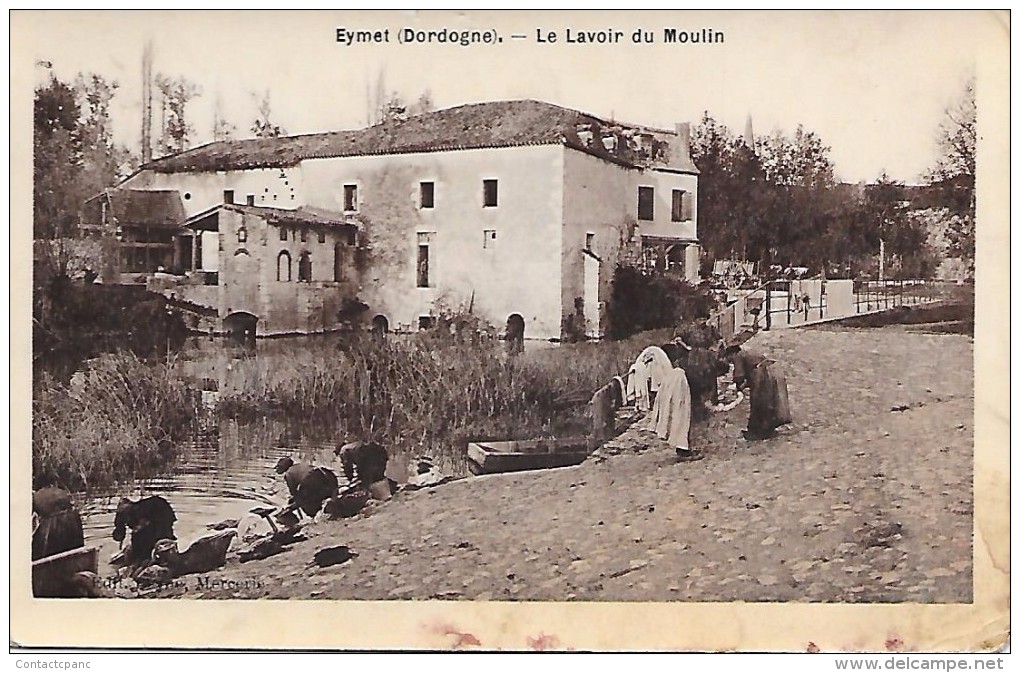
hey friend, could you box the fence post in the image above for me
[765,283,772,331]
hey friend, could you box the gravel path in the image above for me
[171,325,974,603]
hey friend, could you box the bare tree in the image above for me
[411,89,434,116]
[930,77,976,185]
[155,74,201,156]
[212,94,236,142]
[927,77,976,272]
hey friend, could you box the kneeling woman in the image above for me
[724,344,793,440]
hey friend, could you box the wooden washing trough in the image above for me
[467,438,595,476]
[32,546,99,598]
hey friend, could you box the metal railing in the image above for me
[764,278,935,329]
[708,278,938,337]
[851,279,931,314]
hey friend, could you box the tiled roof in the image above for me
[84,189,187,228]
[141,100,698,174]
[225,204,354,227]
[186,203,354,228]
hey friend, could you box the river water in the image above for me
[76,331,558,574]
[78,334,360,576]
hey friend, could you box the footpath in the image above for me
[178,325,974,603]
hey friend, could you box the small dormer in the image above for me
[575,123,594,147]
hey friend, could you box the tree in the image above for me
[927,77,976,272]
[691,113,883,275]
[411,89,434,116]
[155,75,201,155]
[864,173,934,279]
[690,112,769,265]
[34,74,130,241]
[754,126,839,270]
[212,95,236,141]
[75,74,131,199]
[757,125,835,189]
[34,77,83,240]
[250,89,285,138]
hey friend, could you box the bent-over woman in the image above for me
[725,344,793,440]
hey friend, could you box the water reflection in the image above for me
[77,329,508,575]
[82,416,347,576]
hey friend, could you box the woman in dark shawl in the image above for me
[724,344,793,440]
[32,486,85,561]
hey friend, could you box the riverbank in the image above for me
[166,325,973,602]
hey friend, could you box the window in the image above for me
[276,251,292,281]
[279,227,287,241]
[237,226,248,244]
[417,244,430,287]
[483,229,497,249]
[672,189,692,221]
[638,186,654,221]
[246,194,255,206]
[298,251,312,282]
[344,184,358,211]
[483,179,498,207]
[416,232,433,288]
[318,230,326,244]
[418,316,436,330]
[585,232,595,250]
[300,228,308,243]
[420,181,435,209]
[223,189,234,204]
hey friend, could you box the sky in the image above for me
[15,10,1000,184]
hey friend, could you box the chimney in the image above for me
[675,122,691,152]
[674,122,692,167]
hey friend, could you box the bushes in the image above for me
[606,264,717,340]
[32,352,199,492]
[33,270,189,381]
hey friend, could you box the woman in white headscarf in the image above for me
[650,358,701,461]
[630,345,673,412]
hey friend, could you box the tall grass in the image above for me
[32,352,200,492]
[33,326,683,488]
[216,330,668,474]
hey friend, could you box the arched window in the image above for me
[298,251,312,282]
[276,251,292,281]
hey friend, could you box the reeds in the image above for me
[33,326,682,488]
[216,330,669,474]
[32,352,200,492]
